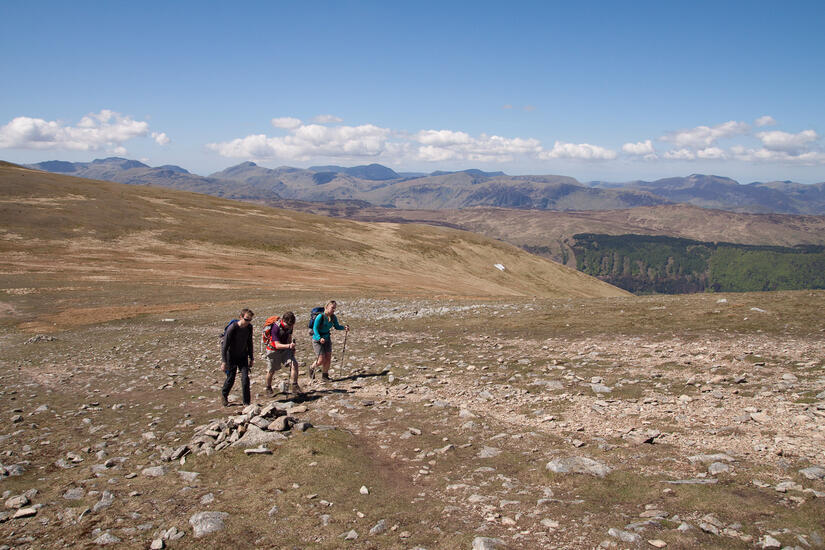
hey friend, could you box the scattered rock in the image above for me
[63,487,85,500]
[799,466,825,480]
[179,471,200,483]
[92,490,114,512]
[761,534,781,548]
[369,519,387,535]
[142,466,167,477]
[750,412,771,423]
[244,446,272,455]
[473,537,506,549]
[189,511,229,538]
[477,446,501,458]
[4,495,29,509]
[93,532,120,545]
[547,456,611,477]
[708,462,731,475]
[608,528,641,543]
[12,507,37,519]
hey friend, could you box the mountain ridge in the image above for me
[21,157,825,214]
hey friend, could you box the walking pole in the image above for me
[338,330,348,375]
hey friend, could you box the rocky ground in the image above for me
[1,290,824,549]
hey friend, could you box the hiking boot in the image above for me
[289,383,304,395]
[265,386,274,397]
[221,395,229,407]
[321,373,331,382]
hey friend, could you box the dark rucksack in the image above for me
[220,319,238,347]
[308,306,324,333]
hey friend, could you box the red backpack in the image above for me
[261,316,281,353]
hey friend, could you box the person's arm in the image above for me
[332,314,348,331]
[246,326,254,365]
[221,323,233,369]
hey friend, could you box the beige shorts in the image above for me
[266,348,297,373]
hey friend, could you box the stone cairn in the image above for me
[182,403,312,460]
[162,403,312,461]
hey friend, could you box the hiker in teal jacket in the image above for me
[310,300,349,381]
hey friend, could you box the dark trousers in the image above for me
[222,363,251,405]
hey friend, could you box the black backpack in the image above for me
[220,319,238,347]
[308,306,324,333]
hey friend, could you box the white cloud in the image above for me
[0,110,155,153]
[502,104,513,110]
[210,120,547,164]
[539,141,617,160]
[622,140,655,156]
[415,129,472,147]
[271,117,303,129]
[661,120,749,148]
[313,114,343,124]
[208,123,391,161]
[696,147,727,159]
[663,148,696,160]
[755,115,776,127]
[731,145,825,164]
[152,132,171,146]
[208,115,825,168]
[413,130,541,163]
[417,145,459,162]
[755,129,817,152]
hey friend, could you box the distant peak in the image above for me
[92,157,148,169]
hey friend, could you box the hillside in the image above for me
[259,201,825,263]
[0,162,627,299]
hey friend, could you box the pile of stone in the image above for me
[186,402,313,457]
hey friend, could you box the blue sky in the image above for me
[2,1,824,183]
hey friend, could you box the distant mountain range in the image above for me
[24,157,825,214]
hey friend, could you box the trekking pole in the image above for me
[339,331,348,375]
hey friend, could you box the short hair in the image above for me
[240,308,254,319]
[282,311,296,325]
[325,300,337,308]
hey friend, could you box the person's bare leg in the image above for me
[289,361,303,394]
[265,369,274,393]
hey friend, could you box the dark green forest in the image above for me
[569,234,825,294]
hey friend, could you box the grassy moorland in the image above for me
[1,164,823,549]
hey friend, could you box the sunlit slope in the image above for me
[0,163,628,298]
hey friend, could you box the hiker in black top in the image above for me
[221,308,254,406]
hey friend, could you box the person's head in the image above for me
[238,308,254,326]
[325,300,337,315]
[281,311,296,328]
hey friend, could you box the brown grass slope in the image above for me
[0,162,627,298]
[265,200,825,263]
